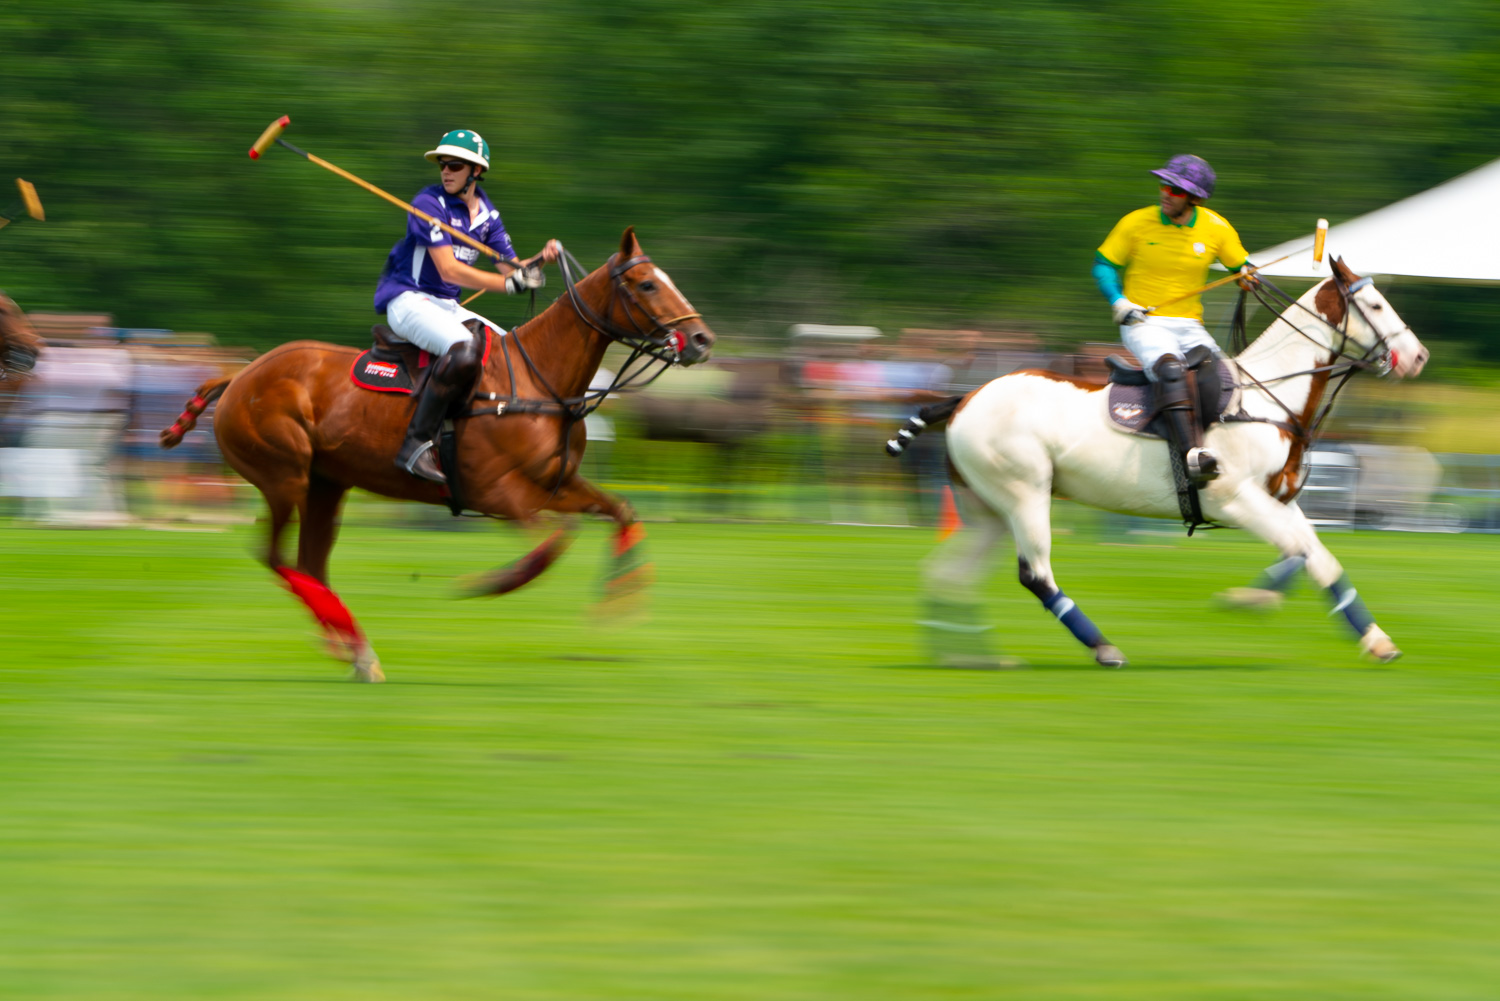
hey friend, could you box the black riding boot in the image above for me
[395,331,483,484]
[1152,355,1218,484]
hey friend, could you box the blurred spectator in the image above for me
[8,345,134,525]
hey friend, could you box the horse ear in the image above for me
[619,226,639,258]
[1331,256,1358,284]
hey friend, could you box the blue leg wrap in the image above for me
[1043,589,1106,649]
[1252,554,1306,593]
[1325,571,1375,637]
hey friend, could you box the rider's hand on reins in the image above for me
[1111,297,1147,326]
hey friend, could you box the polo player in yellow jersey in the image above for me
[1094,154,1249,484]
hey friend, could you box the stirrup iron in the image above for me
[1186,446,1219,483]
[398,439,446,484]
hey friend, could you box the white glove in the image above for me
[504,262,546,294]
[1111,297,1147,326]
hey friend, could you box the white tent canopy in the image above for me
[1244,156,1500,283]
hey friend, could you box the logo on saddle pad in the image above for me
[1112,401,1144,421]
[363,361,399,379]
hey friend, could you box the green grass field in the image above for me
[3,517,1498,999]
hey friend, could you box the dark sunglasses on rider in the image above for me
[439,160,473,172]
[1160,184,1191,197]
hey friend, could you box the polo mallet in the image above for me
[0,179,45,231]
[249,116,522,283]
[1144,252,1294,316]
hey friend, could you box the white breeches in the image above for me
[385,291,506,355]
[1120,316,1220,379]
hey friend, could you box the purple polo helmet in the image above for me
[1151,154,1216,199]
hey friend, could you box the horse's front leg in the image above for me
[459,468,577,598]
[541,475,651,599]
[1210,489,1401,661]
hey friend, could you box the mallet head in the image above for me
[249,115,291,160]
[16,180,43,221]
[1312,218,1329,268]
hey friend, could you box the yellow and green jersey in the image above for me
[1097,206,1248,321]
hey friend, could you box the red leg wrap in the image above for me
[275,567,362,643]
[614,522,646,558]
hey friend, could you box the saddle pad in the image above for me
[349,327,494,395]
[350,349,420,394]
[1106,360,1239,437]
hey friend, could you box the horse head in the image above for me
[0,290,42,376]
[608,227,716,365]
[1314,258,1428,379]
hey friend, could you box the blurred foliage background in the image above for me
[3,0,1500,364]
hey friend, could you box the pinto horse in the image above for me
[161,228,714,681]
[901,259,1428,667]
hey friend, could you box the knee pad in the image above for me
[435,337,482,384]
[1152,354,1186,382]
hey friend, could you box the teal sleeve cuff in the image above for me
[1092,253,1124,302]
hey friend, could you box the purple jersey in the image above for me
[373,183,517,313]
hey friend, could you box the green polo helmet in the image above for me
[424,129,490,170]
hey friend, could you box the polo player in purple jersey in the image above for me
[375,128,561,484]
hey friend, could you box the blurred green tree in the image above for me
[3,0,1499,361]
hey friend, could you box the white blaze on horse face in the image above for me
[652,266,698,315]
[1352,284,1427,379]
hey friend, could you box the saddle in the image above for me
[1104,346,1238,439]
[350,324,428,395]
[349,323,493,395]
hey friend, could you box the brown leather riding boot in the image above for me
[395,378,456,483]
[1152,356,1218,484]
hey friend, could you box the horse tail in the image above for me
[159,376,232,449]
[885,395,966,457]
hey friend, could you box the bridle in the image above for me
[1223,271,1406,445]
[463,244,702,424]
[456,243,705,502]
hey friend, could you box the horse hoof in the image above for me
[1360,628,1402,664]
[1094,645,1128,669]
[1216,587,1283,611]
[936,653,1027,670]
[350,647,385,683]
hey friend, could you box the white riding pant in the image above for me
[1120,316,1220,380]
[385,291,505,355]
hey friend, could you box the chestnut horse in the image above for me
[0,292,44,414]
[161,229,714,681]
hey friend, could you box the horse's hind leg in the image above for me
[1213,490,1400,661]
[1003,485,1126,668]
[920,485,1020,668]
[285,474,382,682]
[1217,554,1306,610]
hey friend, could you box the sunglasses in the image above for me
[1160,184,1191,197]
[439,160,473,172]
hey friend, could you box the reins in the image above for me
[1222,272,1395,446]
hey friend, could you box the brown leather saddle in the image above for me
[349,322,494,395]
[1104,346,1237,438]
